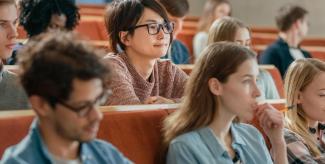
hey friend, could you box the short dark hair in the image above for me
[18,32,111,107]
[19,0,80,37]
[158,0,189,17]
[275,4,308,32]
[105,0,172,53]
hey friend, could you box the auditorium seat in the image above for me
[259,65,284,98]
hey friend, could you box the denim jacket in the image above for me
[1,119,133,164]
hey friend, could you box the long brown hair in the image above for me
[284,58,325,157]
[208,17,250,44]
[163,42,256,150]
[197,0,231,32]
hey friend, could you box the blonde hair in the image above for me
[208,17,250,45]
[197,0,231,32]
[163,42,256,152]
[284,58,325,157]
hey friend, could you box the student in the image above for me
[104,0,188,105]
[164,42,287,164]
[259,4,311,78]
[193,0,231,58]
[158,0,190,64]
[208,17,280,100]
[283,58,325,163]
[1,32,132,164]
[7,0,80,64]
[0,0,29,110]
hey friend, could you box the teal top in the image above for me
[167,123,273,164]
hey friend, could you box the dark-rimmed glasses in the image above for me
[56,90,112,117]
[128,22,174,35]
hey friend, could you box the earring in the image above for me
[309,127,317,134]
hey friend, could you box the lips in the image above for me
[5,43,16,50]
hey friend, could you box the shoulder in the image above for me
[103,53,127,68]
[233,123,263,136]
[171,130,202,146]
[258,69,273,80]
[284,128,304,144]
[194,32,208,40]
[2,70,18,82]
[1,135,44,163]
[172,40,189,54]
[86,139,132,163]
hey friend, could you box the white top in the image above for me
[193,32,208,59]
[289,48,305,60]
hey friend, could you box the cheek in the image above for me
[301,97,325,120]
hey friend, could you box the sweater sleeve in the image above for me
[103,56,141,105]
[171,64,188,102]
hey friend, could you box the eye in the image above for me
[148,24,158,30]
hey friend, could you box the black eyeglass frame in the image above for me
[56,90,112,117]
[128,22,174,35]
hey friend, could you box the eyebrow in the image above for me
[241,74,254,78]
[0,18,18,23]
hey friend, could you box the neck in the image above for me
[307,118,318,129]
[279,31,301,48]
[39,121,80,160]
[125,49,156,80]
[209,104,235,143]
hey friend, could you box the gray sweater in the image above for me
[0,69,30,110]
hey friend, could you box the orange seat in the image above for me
[75,20,104,40]
[259,65,284,98]
[98,109,169,164]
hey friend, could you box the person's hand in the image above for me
[144,96,175,104]
[256,103,285,145]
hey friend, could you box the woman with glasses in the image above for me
[103,0,188,105]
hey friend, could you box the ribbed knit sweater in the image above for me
[103,53,188,105]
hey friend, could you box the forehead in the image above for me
[305,72,325,91]
[231,59,258,77]
[137,8,165,24]
[0,4,17,21]
[69,78,103,101]
[235,27,251,40]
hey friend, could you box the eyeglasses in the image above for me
[56,90,112,117]
[128,22,174,35]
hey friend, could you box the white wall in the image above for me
[188,0,325,37]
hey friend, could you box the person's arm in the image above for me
[103,57,142,105]
[170,64,188,101]
[256,103,288,164]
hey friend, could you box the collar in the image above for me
[197,124,247,158]
[277,37,302,49]
[31,119,94,163]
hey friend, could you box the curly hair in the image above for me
[18,31,111,107]
[19,0,80,37]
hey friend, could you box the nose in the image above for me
[7,23,18,39]
[253,82,261,98]
[156,25,165,39]
[88,106,103,121]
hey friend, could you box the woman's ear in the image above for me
[119,31,130,46]
[296,91,303,104]
[208,77,223,96]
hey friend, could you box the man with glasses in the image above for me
[1,32,132,164]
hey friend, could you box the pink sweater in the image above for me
[103,53,188,105]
